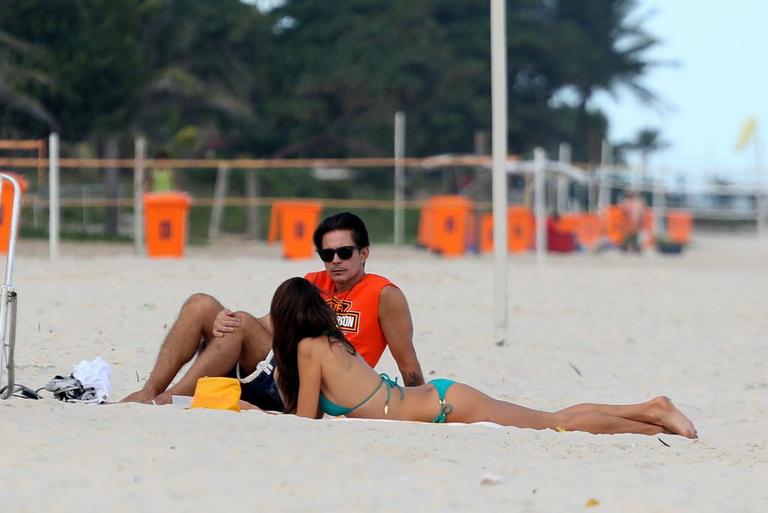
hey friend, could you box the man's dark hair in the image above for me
[313,212,370,249]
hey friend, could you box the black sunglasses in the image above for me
[317,246,361,262]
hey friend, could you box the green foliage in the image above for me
[0,27,57,133]
[0,0,143,138]
[0,0,666,245]
[0,0,663,161]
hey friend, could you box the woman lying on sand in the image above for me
[270,277,698,438]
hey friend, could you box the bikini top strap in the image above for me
[379,373,404,415]
[344,375,385,414]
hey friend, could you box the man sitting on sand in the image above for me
[122,212,425,409]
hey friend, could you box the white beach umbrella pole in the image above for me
[534,148,546,265]
[133,137,145,255]
[48,133,59,260]
[491,0,508,345]
[394,111,406,246]
[557,143,571,213]
[598,139,612,209]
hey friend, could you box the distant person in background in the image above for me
[146,151,175,192]
[620,190,645,253]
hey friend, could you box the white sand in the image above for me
[1,234,767,512]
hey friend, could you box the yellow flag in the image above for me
[734,117,757,151]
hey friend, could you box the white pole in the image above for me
[755,133,766,238]
[557,143,570,213]
[133,137,146,255]
[245,170,260,239]
[534,148,546,265]
[491,0,508,346]
[48,133,59,259]
[209,164,230,240]
[394,111,406,246]
[653,168,666,238]
[598,139,612,209]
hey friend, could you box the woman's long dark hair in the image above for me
[270,277,355,413]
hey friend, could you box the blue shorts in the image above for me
[228,354,284,412]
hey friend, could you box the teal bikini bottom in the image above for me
[428,378,456,423]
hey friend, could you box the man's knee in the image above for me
[182,293,222,316]
[232,311,269,337]
[232,310,256,323]
[232,311,272,362]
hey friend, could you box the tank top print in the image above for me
[304,271,396,367]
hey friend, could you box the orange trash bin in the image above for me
[427,195,472,257]
[667,210,692,244]
[417,198,436,249]
[0,172,28,254]
[479,212,493,253]
[576,213,601,249]
[267,201,322,259]
[602,205,628,246]
[144,191,191,258]
[556,213,580,235]
[507,206,534,253]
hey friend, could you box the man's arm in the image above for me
[378,285,425,386]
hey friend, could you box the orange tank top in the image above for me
[304,271,396,367]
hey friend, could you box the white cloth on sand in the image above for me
[72,356,111,404]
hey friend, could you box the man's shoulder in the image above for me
[355,274,400,299]
[304,270,329,285]
[361,273,396,288]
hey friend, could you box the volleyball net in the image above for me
[0,137,764,255]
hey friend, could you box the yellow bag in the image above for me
[190,377,241,412]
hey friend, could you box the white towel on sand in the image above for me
[72,356,111,404]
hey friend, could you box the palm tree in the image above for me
[551,0,669,162]
[131,0,269,155]
[629,127,669,178]
[0,29,57,131]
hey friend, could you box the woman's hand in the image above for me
[212,308,240,337]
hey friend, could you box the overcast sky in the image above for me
[594,0,767,184]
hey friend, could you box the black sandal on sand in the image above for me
[0,383,42,400]
[43,375,97,402]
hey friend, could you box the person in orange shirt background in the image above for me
[121,212,425,411]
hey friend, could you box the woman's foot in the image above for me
[650,396,698,439]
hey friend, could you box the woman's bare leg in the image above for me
[443,385,696,438]
[556,396,697,438]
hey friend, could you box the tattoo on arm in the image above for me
[403,371,425,387]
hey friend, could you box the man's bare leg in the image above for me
[121,293,226,403]
[151,310,273,404]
